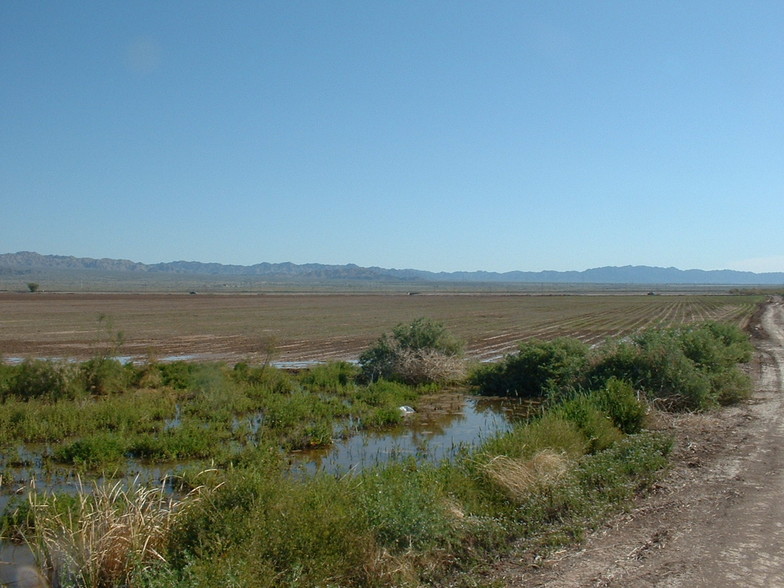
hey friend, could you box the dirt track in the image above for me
[487,297,784,587]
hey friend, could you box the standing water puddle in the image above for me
[291,394,536,476]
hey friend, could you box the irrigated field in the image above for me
[0,292,762,364]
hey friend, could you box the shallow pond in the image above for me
[291,393,536,475]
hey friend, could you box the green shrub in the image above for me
[358,460,454,552]
[54,433,128,468]
[588,377,648,434]
[157,361,198,389]
[0,363,16,396]
[244,474,373,586]
[471,338,589,398]
[588,323,752,411]
[711,368,753,406]
[587,337,711,411]
[169,469,373,587]
[130,424,225,461]
[5,359,80,401]
[240,365,299,395]
[677,322,753,370]
[574,432,672,500]
[80,357,133,395]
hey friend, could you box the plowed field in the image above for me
[0,292,761,364]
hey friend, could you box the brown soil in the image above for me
[481,297,784,587]
[0,292,757,365]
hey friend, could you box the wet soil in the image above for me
[482,297,784,587]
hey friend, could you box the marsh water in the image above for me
[291,393,535,475]
[0,393,533,577]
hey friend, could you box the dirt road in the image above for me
[489,297,784,587]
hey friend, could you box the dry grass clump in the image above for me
[482,449,569,501]
[26,478,202,588]
[394,349,467,385]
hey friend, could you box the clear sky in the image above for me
[2,2,783,273]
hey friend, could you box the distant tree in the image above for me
[27,282,40,293]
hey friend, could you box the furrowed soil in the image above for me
[477,297,784,587]
[0,292,758,364]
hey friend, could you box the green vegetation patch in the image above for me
[472,321,753,411]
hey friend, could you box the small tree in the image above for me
[359,318,465,384]
[27,282,40,293]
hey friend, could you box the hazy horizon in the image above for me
[4,249,784,277]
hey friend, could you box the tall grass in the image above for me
[25,477,205,588]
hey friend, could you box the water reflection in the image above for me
[290,394,536,476]
[0,541,42,588]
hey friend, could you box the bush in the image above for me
[157,361,198,389]
[359,318,465,384]
[54,433,128,468]
[5,359,80,401]
[589,377,648,434]
[711,368,752,406]
[80,357,133,395]
[471,338,589,398]
[552,395,623,453]
[678,322,753,370]
[587,336,711,411]
[358,461,453,552]
[587,323,752,411]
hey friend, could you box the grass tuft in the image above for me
[25,477,204,588]
[482,450,569,502]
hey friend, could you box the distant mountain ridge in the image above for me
[2,251,784,285]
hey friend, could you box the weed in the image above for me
[26,478,203,588]
[81,357,133,395]
[298,361,359,392]
[54,433,128,468]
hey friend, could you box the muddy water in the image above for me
[0,542,41,588]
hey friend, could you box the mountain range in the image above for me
[2,251,783,285]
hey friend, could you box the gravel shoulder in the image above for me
[486,297,784,587]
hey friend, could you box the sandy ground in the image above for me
[482,297,784,587]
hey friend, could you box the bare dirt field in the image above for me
[0,292,760,365]
[477,297,784,587]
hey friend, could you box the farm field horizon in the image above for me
[0,291,763,365]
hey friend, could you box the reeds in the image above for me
[25,477,202,588]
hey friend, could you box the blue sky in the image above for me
[2,1,783,273]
